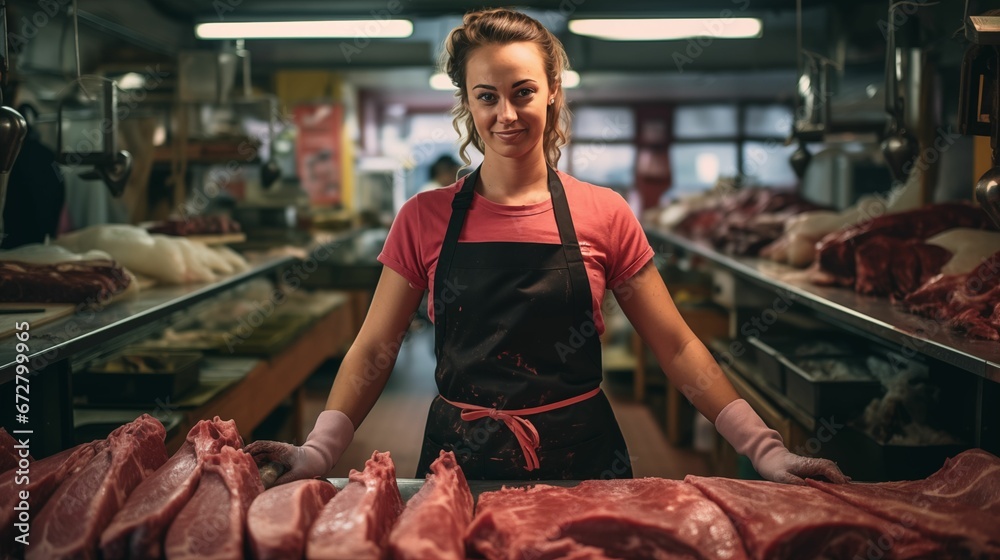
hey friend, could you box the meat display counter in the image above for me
[0,255,298,457]
[643,224,1000,456]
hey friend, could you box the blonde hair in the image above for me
[443,8,571,169]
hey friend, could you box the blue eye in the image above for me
[517,88,535,97]
[477,92,496,103]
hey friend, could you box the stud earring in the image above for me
[548,98,555,105]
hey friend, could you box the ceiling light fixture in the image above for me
[568,18,762,41]
[429,70,581,91]
[195,20,413,40]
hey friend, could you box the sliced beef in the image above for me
[306,451,403,560]
[27,415,168,560]
[903,251,1000,340]
[853,236,953,298]
[0,442,98,557]
[814,203,993,289]
[807,449,1000,558]
[686,476,941,560]
[247,479,338,560]
[163,445,263,559]
[387,451,473,560]
[0,426,27,474]
[100,417,244,560]
[467,478,748,560]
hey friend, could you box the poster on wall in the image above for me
[294,104,343,206]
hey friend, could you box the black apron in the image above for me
[415,166,632,481]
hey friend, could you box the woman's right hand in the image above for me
[244,410,355,487]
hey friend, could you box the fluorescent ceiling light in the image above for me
[196,20,413,40]
[562,70,580,89]
[430,72,455,91]
[569,18,762,41]
[430,70,580,91]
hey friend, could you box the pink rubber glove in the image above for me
[714,399,849,485]
[245,410,354,486]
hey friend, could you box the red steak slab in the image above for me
[467,478,749,560]
[100,417,243,559]
[27,415,168,560]
[687,476,941,560]
[163,445,263,559]
[306,451,403,560]
[388,451,473,560]
[247,479,338,560]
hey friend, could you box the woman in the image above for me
[247,8,847,484]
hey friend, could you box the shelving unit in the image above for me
[643,224,1000,456]
[644,226,1000,383]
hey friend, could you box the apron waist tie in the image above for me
[439,387,602,472]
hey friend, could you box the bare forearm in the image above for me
[325,338,402,428]
[657,337,740,423]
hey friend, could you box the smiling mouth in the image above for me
[494,130,525,140]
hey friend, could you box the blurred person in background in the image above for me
[419,154,461,193]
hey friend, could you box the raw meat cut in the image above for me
[686,476,941,560]
[853,236,952,298]
[903,250,1000,340]
[100,417,244,560]
[163,445,263,559]
[0,442,98,557]
[247,479,338,560]
[673,188,826,257]
[387,451,473,560]
[812,202,992,289]
[27,415,168,560]
[467,478,748,560]
[881,449,1000,513]
[0,259,132,303]
[808,483,999,558]
[306,451,403,560]
[0,426,26,474]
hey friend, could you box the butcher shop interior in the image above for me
[1,0,999,558]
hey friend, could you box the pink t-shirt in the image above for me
[377,171,654,334]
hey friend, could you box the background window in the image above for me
[674,105,738,139]
[572,107,635,141]
[743,104,794,138]
[669,143,738,197]
[742,141,799,188]
[568,143,636,189]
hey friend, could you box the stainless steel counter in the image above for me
[0,254,294,384]
[645,226,1000,384]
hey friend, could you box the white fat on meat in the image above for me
[54,224,247,284]
[0,243,113,264]
[762,195,891,267]
[924,228,1000,275]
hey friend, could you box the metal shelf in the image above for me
[645,226,1000,384]
[0,255,295,384]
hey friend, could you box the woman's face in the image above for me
[464,42,554,163]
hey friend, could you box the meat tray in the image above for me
[74,352,202,405]
[746,334,862,392]
[327,478,579,502]
[821,426,970,481]
[780,355,883,418]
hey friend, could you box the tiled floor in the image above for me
[301,324,710,480]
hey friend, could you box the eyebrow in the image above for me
[472,79,537,90]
